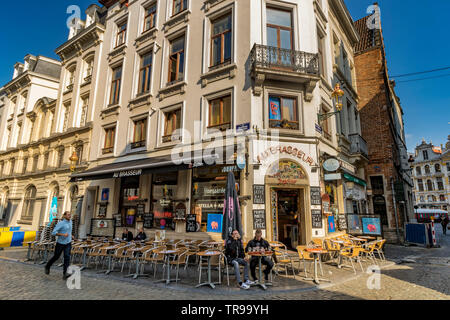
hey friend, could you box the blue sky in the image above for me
[0,1,448,152]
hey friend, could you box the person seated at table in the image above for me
[225,230,254,290]
[134,228,147,241]
[245,229,273,282]
[121,228,133,242]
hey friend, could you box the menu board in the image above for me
[338,214,348,230]
[98,203,107,218]
[311,210,323,229]
[90,218,115,237]
[253,210,266,230]
[175,203,187,220]
[253,185,265,204]
[310,187,322,206]
[143,213,154,229]
[113,214,122,228]
[186,214,198,233]
[136,204,145,222]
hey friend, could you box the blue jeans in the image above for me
[46,243,71,275]
[231,258,249,284]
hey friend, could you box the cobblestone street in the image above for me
[1,226,448,300]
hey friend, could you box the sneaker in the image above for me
[245,280,255,286]
[45,267,50,275]
[239,283,250,290]
[62,273,70,280]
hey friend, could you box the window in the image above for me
[110,66,122,105]
[435,164,441,173]
[427,180,433,191]
[423,150,428,160]
[208,95,231,130]
[321,105,331,140]
[75,145,83,165]
[9,159,15,176]
[32,155,39,172]
[103,127,116,154]
[267,7,293,50]
[132,118,147,149]
[80,97,89,127]
[416,167,422,176]
[317,30,326,78]
[172,0,187,16]
[43,153,49,169]
[268,95,298,130]
[66,67,76,90]
[418,179,424,192]
[425,165,431,174]
[211,14,232,67]
[437,177,444,191]
[57,148,65,168]
[168,37,185,84]
[116,22,127,47]
[419,196,425,203]
[163,109,181,143]
[152,173,178,229]
[119,176,141,228]
[370,176,384,194]
[447,163,450,172]
[440,195,446,202]
[139,53,153,94]
[21,186,37,221]
[84,58,94,81]
[143,3,157,32]
[22,157,28,174]
[62,105,70,132]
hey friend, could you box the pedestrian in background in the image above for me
[441,215,449,235]
[45,211,73,279]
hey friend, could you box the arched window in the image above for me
[435,164,441,173]
[415,167,421,175]
[425,165,431,174]
[21,185,37,221]
[427,180,434,191]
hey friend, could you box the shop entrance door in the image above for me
[276,189,301,250]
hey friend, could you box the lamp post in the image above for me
[317,83,345,123]
[69,152,79,172]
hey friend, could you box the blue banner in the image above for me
[207,214,223,233]
[362,217,382,235]
[269,97,281,121]
[328,215,336,233]
[48,196,58,225]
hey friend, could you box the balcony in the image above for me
[349,134,369,159]
[250,44,320,101]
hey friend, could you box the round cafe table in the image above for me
[303,248,331,285]
[126,246,149,279]
[196,251,222,289]
[247,251,274,290]
[155,249,179,285]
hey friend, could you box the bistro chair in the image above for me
[374,240,386,261]
[296,245,324,278]
[361,241,378,266]
[339,247,365,274]
[273,248,296,279]
[197,250,224,286]
[168,248,190,283]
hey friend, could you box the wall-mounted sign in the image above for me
[323,158,341,172]
[90,218,115,237]
[98,203,108,218]
[175,203,187,220]
[101,189,110,202]
[362,217,382,236]
[253,209,266,230]
[315,123,323,134]
[328,215,336,233]
[310,187,322,206]
[236,123,251,132]
[267,160,308,185]
[343,173,367,187]
[113,214,122,228]
[97,220,108,229]
[311,210,323,229]
[325,173,342,181]
[256,145,316,167]
[340,160,357,174]
[143,213,154,229]
[322,194,331,213]
[186,214,199,233]
[338,214,348,230]
[113,169,143,178]
[207,214,223,233]
[253,185,265,204]
[136,204,145,222]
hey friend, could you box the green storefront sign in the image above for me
[343,173,367,187]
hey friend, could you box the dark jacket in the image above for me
[442,217,449,226]
[225,237,245,263]
[245,238,271,253]
[122,231,133,242]
[134,232,147,241]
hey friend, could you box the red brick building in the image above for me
[354,11,414,243]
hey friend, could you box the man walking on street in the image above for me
[45,211,73,279]
[441,215,449,236]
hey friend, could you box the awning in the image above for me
[343,173,367,187]
[70,151,226,182]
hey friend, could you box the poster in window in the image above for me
[328,215,336,233]
[269,96,281,121]
[362,217,382,236]
[101,188,110,202]
[207,214,223,233]
[347,214,362,234]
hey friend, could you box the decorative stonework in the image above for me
[158,81,186,101]
[100,104,121,120]
[200,63,237,87]
[134,28,157,50]
[108,45,127,64]
[204,0,227,12]
[163,10,190,33]
[128,92,152,111]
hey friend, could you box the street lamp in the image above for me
[69,151,79,172]
[317,83,345,123]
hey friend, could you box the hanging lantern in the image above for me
[331,83,345,111]
[69,151,79,172]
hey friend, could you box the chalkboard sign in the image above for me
[90,218,115,237]
[114,214,122,228]
[186,214,198,233]
[310,187,322,206]
[136,204,145,222]
[253,185,265,204]
[175,203,187,220]
[143,213,154,229]
[338,214,348,230]
[98,203,108,218]
[253,210,266,230]
[311,210,323,229]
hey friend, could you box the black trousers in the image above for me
[250,257,274,280]
[46,243,71,275]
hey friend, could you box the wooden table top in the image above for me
[197,251,222,256]
[248,251,273,257]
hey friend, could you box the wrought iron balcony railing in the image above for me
[349,134,368,159]
[251,44,319,75]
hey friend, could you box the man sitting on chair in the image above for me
[225,230,254,290]
[245,229,273,282]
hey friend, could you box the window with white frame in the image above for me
[116,21,127,47]
[139,52,153,94]
[210,13,232,68]
[172,0,187,16]
[162,108,182,143]
[110,65,122,105]
[268,95,299,130]
[143,2,157,32]
[208,95,231,131]
[131,118,147,149]
[103,126,116,154]
[168,36,185,84]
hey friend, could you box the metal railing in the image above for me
[349,134,368,159]
[251,44,319,75]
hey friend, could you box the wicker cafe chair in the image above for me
[296,246,324,278]
[144,247,167,278]
[374,240,386,261]
[197,250,224,286]
[339,247,365,274]
[324,239,342,264]
[360,241,379,266]
[167,248,190,283]
[273,248,296,279]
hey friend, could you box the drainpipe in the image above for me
[391,178,400,243]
